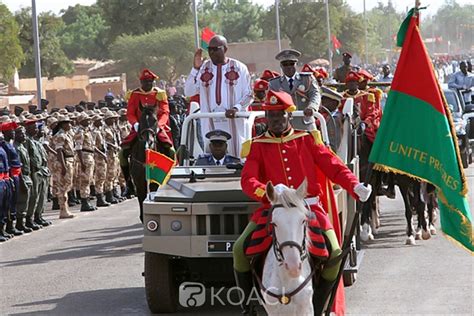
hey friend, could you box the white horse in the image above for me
[258,180,315,316]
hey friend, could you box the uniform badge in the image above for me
[297,84,305,92]
[301,98,306,102]
[280,295,290,304]
[269,96,278,104]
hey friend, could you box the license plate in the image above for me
[207,241,235,253]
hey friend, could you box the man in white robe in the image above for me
[185,35,253,157]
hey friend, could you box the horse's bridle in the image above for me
[252,202,317,305]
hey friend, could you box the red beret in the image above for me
[261,90,296,112]
[260,69,280,81]
[253,79,269,91]
[315,67,329,79]
[139,68,159,81]
[345,71,362,83]
[358,69,374,81]
[0,122,19,131]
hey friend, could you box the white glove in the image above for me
[354,183,372,202]
[133,122,139,132]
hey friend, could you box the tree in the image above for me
[59,5,110,60]
[97,0,192,43]
[110,25,195,85]
[15,8,73,78]
[260,0,363,61]
[199,0,264,43]
[0,4,24,83]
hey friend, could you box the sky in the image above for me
[2,0,471,17]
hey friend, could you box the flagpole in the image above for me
[32,0,42,110]
[145,141,151,200]
[363,0,368,66]
[275,0,282,52]
[325,0,333,76]
[192,0,200,49]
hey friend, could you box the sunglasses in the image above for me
[208,45,224,52]
[281,61,296,67]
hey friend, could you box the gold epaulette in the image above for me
[367,92,376,103]
[155,88,167,102]
[124,90,132,101]
[240,139,252,158]
[309,130,324,145]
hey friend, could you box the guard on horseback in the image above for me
[121,68,174,221]
[233,90,372,315]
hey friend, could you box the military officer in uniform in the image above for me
[269,49,321,131]
[92,114,110,208]
[333,52,353,84]
[74,113,96,212]
[195,130,240,166]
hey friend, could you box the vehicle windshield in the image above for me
[444,90,460,113]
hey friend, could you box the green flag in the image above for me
[369,8,473,252]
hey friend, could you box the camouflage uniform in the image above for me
[53,125,76,219]
[74,123,95,198]
[92,124,107,195]
[103,112,121,203]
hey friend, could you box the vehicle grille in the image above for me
[195,214,249,236]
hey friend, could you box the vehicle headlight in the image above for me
[171,220,182,231]
[146,220,159,232]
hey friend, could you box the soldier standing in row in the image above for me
[45,117,59,210]
[103,111,120,204]
[13,126,33,233]
[269,49,321,131]
[53,115,75,219]
[333,52,353,84]
[74,113,96,212]
[92,115,110,208]
[0,139,11,241]
[117,109,133,198]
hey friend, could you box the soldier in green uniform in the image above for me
[333,52,353,85]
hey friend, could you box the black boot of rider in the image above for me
[233,270,255,315]
[312,278,336,316]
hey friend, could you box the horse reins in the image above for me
[252,202,316,305]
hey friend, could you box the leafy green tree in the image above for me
[110,25,195,85]
[59,5,110,60]
[97,0,192,43]
[260,0,362,61]
[15,8,73,78]
[199,0,264,42]
[0,4,24,83]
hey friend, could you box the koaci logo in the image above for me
[179,282,206,307]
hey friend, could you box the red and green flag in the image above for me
[331,35,342,55]
[201,27,215,50]
[369,8,473,252]
[145,149,175,186]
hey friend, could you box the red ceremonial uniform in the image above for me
[241,128,359,223]
[124,87,172,145]
[342,90,382,142]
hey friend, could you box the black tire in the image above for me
[145,252,178,313]
[461,150,469,169]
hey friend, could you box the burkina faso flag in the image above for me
[369,8,473,252]
[145,149,175,186]
[201,27,215,50]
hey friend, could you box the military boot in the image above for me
[0,222,12,240]
[113,187,125,202]
[6,219,24,236]
[52,197,60,210]
[105,191,118,204]
[35,215,51,227]
[90,185,97,197]
[233,270,255,315]
[80,198,96,212]
[312,278,336,316]
[96,193,110,207]
[75,190,82,204]
[122,180,136,199]
[25,216,41,230]
[67,191,77,207]
[15,215,33,233]
[59,209,75,219]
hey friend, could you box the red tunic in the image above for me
[342,90,382,143]
[241,129,359,222]
[123,87,172,145]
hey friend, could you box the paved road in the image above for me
[1,167,473,315]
